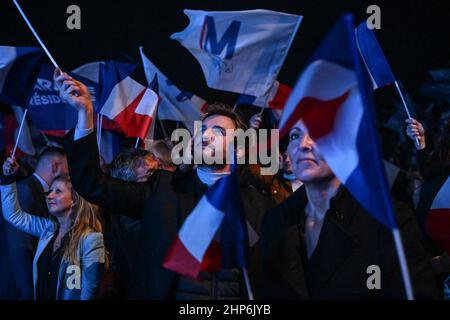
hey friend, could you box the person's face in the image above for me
[281,151,293,174]
[287,121,334,183]
[198,115,236,166]
[135,155,158,182]
[46,180,74,215]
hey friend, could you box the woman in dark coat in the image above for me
[258,119,438,299]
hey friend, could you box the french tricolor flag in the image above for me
[279,16,419,298]
[279,15,397,230]
[140,47,207,134]
[98,61,159,140]
[163,166,250,279]
[0,46,45,106]
[425,177,450,255]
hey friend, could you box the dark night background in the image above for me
[1,0,449,106]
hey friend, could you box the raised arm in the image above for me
[1,158,52,237]
[54,69,150,219]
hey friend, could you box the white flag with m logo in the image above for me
[171,9,302,97]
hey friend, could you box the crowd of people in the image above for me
[0,69,448,300]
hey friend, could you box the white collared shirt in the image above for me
[32,172,50,192]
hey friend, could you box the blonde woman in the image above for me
[1,157,106,300]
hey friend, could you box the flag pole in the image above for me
[392,228,414,300]
[97,115,103,152]
[393,81,420,148]
[242,267,254,300]
[257,106,264,116]
[40,131,50,145]
[96,115,100,145]
[12,0,59,69]
[11,109,28,159]
[135,138,140,149]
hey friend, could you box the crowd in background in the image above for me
[0,71,448,300]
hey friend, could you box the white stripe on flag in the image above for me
[134,88,158,116]
[280,60,357,130]
[179,196,225,262]
[100,76,146,119]
[316,86,363,183]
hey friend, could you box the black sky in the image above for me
[1,0,449,104]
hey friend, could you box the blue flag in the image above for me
[0,46,45,106]
[25,63,98,133]
[355,22,396,89]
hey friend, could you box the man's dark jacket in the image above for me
[259,186,439,299]
[64,130,272,299]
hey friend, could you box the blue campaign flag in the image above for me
[0,46,45,106]
[26,63,98,132]
[355,22,396,89]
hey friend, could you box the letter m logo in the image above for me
[200,16,241,60]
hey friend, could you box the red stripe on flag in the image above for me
[200,102,209,113]
[268,83,291,110]
[163,237,202,279]
[199,17,207,50]
[4,114,18,155]
[41,130,67,137]
[426,208,450,255]
[200,240,221,273]
[280,91,350,138]
[95,114,123,133]
[113,89,153,139]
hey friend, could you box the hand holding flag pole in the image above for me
[355,22,420,149]
[393,81,421,148]
[11,0,79,157]
[12,0,81,93]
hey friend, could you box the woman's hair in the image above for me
[51,174,108,269]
